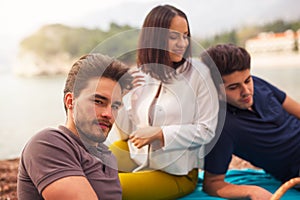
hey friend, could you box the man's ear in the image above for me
[65,92,74,110]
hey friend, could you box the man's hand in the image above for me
[203,171,273,200]
[129,127,164,149]
[246,185,273,200]
[129,68,145,88]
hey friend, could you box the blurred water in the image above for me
[252,67,300,101]
[0,72,66,159]
[0,66,300,160]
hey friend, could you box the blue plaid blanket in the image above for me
[180,169,299,200]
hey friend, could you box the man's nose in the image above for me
[101,107,112,119]
[241,84,251,95]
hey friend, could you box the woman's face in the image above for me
[168,15,189,62]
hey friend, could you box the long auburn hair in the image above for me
[137,4,192,82]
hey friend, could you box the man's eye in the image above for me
[95,99,103,104]
[245,78,251,84]
[112,104,120,110]
[228,86,237,90]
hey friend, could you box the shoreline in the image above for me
[0,156,258,200]
[10,52,300,78]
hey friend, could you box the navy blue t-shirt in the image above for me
[205,76,300,182]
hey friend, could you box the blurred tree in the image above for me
[19,18,300,70]
[19,23,137,64]
[197,18,300,49]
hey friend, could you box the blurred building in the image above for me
[298,29,300,53]
[245,29,299,54]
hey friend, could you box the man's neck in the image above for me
[65,120,98,147]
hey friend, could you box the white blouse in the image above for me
[113,59,219,175]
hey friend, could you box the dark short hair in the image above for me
[201,43,251,76]
[137,4,192,82]
[200,43,251,86]
[63,53,132,111]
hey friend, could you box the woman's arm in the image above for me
[129,126,164,149]
[129,64,219,151]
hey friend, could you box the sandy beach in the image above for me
[0,156,258,200]
[0,158,19,200]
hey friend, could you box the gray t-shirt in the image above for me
[17,126,122,200]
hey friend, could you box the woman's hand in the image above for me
[129,68,145,88]
[129,127,164,149]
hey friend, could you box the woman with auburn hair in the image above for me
[110,4,219,199]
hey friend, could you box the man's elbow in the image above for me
[202,172,223,197]
[202,181,210,194]
[203,179,217,196]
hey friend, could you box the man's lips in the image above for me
[241,96,252,104]
[97,121,112,130]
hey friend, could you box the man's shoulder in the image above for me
[252,76,275,92]
[252,75,285,98]
[252,75,268,85]
[21,126,83,164]
[27,126,74,147]
[32,127,63,139]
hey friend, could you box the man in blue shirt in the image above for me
[200,43,300,200]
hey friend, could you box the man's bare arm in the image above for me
[203,171,272,200]
[42,176,98,200]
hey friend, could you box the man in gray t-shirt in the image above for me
[17,54,132,200]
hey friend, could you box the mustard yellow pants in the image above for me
[110,140,198,200]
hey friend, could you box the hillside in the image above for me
[14,23,137,76]
[14,19,300,77]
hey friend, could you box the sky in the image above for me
[1,0,144,69]
[1,0,300,70]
